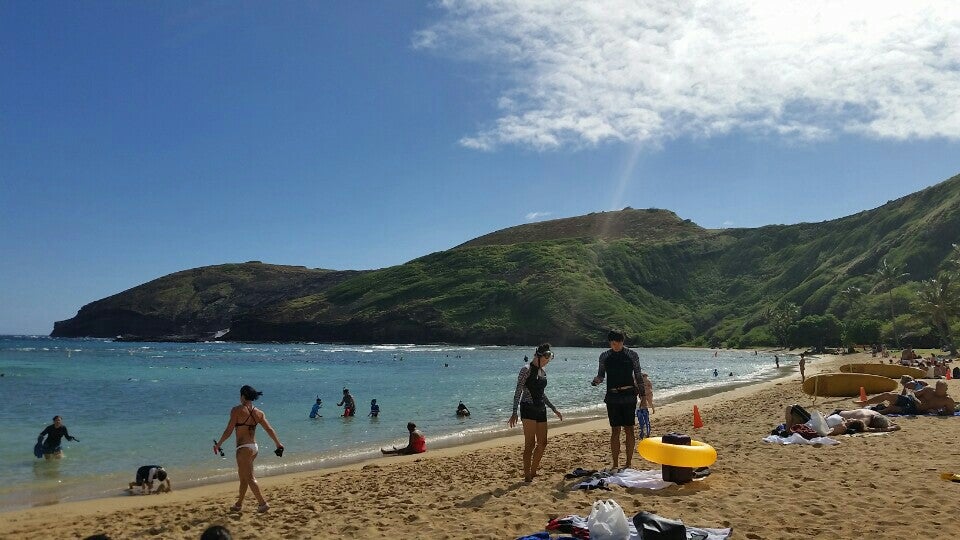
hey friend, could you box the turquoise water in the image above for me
[0,336,788,511]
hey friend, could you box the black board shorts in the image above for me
[135,466,155,484]
[520,401,548,422]
[605,392,638,427]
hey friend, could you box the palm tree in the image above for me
[838,286,863,319]
[871,259,909,348]
[916,275,959,355]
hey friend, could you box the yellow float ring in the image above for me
[637,437,717,468]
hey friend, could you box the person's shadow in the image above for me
[454,481,526,509]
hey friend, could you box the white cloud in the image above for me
[526,211,552,221]
[415,1,960,150]
[722,220,734,228]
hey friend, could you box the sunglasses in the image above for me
[537,351,554,359]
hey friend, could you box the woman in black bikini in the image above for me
[214,385,284,513]
[508,343,563,482]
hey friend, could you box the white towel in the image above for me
[762,433,839,445]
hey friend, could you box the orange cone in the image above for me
[858,386,867,403]
[693,405,704,429]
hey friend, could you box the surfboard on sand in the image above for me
[802,373,897,397]
[839,363,926,379]
[33,441,44,459]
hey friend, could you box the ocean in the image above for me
[0,336,790,511]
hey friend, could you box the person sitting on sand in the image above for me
[381,422,426,455]
[127,465,171,494]
[456,401,470,417]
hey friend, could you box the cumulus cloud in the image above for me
[526,211,552,221]
[415,1,960,150]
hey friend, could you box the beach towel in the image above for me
[565,467,598,479]
[627,521,732,540]
[572,468,675,491]
[886,411,960,417]
[543,513,731,540]
[762,433,839,445]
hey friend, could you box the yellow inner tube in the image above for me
[637,437,717,468]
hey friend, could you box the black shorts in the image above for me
[135,466,154,484]
[605,392,638,427]
[520,401,548,422]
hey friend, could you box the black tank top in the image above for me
[525,364,548,402]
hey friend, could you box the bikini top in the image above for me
[235,407,258,431]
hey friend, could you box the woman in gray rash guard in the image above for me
[508,343,563,482]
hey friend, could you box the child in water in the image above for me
[369,399,380,418]
[309,397,322,418]
[636,373,654,439]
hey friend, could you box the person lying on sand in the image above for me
[834,409,901,432]
[860,381,955,415]
[783,405,898,436]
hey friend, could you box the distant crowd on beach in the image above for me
[871,344,956,378]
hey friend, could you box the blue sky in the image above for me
[2,1,959,334]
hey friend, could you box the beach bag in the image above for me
[587,499,630,540]
[632,511,687,540]
[790,423,818,440]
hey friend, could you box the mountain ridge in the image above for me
[52,173,960,347]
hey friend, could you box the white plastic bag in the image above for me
[587,499,630,540]
[807,411,830,436]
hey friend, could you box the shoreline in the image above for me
[0,360,802,517]
[7,351,959,538]
[0,353,795,514]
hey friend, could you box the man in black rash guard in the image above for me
[37,415,78,459]
[591,330,644,469]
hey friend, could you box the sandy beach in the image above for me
[2,351,958,539]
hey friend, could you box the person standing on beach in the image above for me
[591,330,644,470]
[775,355,780,368]
[636,373,655,440]
[214,385,284,513]
[37,415,78,459]
[509,343,563,482]
[799,355,806,382]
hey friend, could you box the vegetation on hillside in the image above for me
[53,174,960,348]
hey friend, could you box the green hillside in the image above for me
[53,174,960,347]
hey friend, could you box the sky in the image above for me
[2,1,959,335]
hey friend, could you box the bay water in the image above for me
[0,336,790,511]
